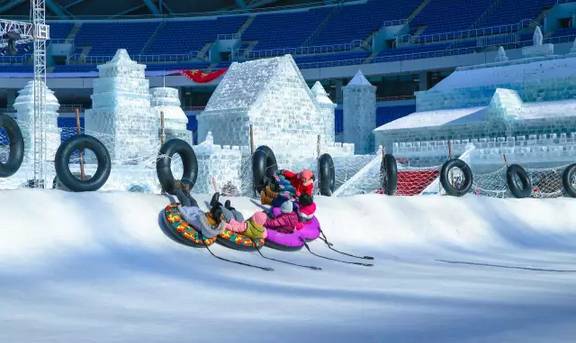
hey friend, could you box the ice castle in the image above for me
[85,49,160,162]
[197,55,353,160]
[375,28,576,166]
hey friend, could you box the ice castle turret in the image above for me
[343,70,376,154]
[13,80,60,162]
[151,87,190,143]
[85,49,159,161]
[311,81,336,144]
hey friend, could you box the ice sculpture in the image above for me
[13,80,60,162]
[495,46,508,63]
[343,70,376,154]
[151,87,190,143]
[85,49,159,161]
[374,38,576,167]
[522,26,554,58]
[311,81,336,144]
[197,54,351,160]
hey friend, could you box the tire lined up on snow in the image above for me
[156,139,198,195]
[440,159,473,197]
[562,163,576,198]
[0,114,25,178]
[506,164,532,198]
[54,134,111,192]
[252,145,278,193]
[380,154,398,195]
[318,153,335,196]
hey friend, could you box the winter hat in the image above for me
[251,211,267,226]
[300,202,316,216]
[299,169,314,181]
[280,200,294,214]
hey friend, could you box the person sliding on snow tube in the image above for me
[176,186,226,239]
[265,199,303,234]
[243,211,268,240]
[278,168,315,197]
[296,193,316,223]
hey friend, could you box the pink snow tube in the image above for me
[265,217,320,251]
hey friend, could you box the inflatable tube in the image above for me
[252,145,278,193]
[264,217,320,251]
[506,164,532,198]
[380,154,397,195]
[562,163,576,198]
[54,134,111,192]
[0,114,24,178]
[440,158,473,197]
[216,230,265,251]
[162,204,217,247]
[318,153,335,196]
[156,139,198,195]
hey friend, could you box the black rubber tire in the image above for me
[318,153,335,196]
[380,153,398,195]
[252,145,278,193]
[156,139,198,195]
[0,114,25,178]
[440,159,473,197]
[506,164,532,198]
[562,163,576,198]
[54,134,111,192]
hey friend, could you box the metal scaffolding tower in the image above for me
[0,0,49,187]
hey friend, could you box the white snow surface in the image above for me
[1,190,576,342]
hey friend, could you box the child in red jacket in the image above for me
[278,168,315,197]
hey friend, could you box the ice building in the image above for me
[85,49,159,161]
[343,70,377,154]
[151,87,190,143]
[374,29,576,166]
[13,80,60,163]
[197,54,353,161]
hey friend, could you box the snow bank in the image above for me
[1,191,575,342]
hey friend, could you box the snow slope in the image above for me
[1,190,576,342]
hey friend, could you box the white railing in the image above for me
[383,19,408,27]
[242,40,367,59]
[68,52,202,65]
[217,33,241,40]
[0,55,29,64]
[399,19,535,45]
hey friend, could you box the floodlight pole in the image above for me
[1,2,49,187]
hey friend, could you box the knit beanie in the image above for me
[251,211,267,226]
[280,200,293,214]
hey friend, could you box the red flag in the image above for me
[180,68,227,83]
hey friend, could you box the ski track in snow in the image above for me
[1,189,576,342]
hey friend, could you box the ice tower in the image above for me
[151,87,190,143]
[343,70,376,154]
[311,81,336,144]
[85,49,159,161]
[13,80,60,163]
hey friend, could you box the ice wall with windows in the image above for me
[85,49,159,162]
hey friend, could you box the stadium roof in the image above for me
[0,0,356,19]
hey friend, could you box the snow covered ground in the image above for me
[1,190,575,342]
